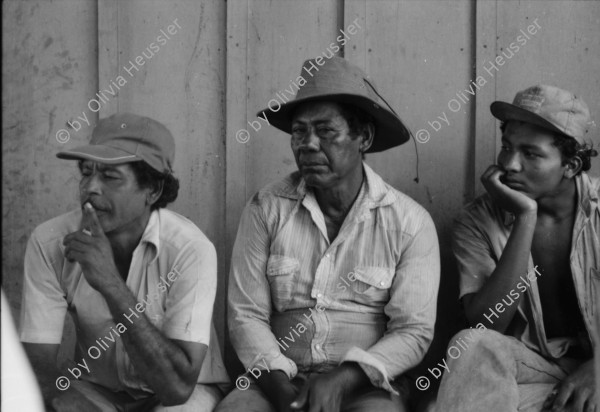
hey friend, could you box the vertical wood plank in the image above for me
[225,0,250,370]
[225,0,249,275]
[98,0,120,116]
[474,0,498,196]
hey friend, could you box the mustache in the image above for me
[81,199,109,212]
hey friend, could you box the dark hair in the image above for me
[129,161,179,210]
[338,103,376,140]
[500,121,597,174]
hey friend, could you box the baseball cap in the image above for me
[490,85,594,145]
[57,113,175,173]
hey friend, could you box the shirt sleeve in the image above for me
[161,238,217,345]
[228,196,298,379]
[19,231,67,344]
[341,208,440,393]
[452,209,497,299]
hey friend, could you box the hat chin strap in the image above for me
[363,78,420,183]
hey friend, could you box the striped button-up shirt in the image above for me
[228,163,440,392]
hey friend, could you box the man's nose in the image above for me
[297,128,320,151]
[80,174,102,195]
[500,152,522,172]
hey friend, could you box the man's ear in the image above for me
[563,155,583,178]
[147,180,164,206]
[359,123,375,153]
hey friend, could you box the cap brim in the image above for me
[490,101,572,138]
[57,145,142,164]
[257,94,411,153]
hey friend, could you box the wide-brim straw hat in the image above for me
[257,57,412,153]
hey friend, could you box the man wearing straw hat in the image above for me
[436,85,598,411]
[218,57,440,412]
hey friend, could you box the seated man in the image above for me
[217,57,440,412]
[437,85,598,411]
[20,113,229,411]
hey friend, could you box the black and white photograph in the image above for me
[2,1,599,411]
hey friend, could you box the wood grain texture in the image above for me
[100,0,228,348]
[3,0,599,396]
[2,0,98,365]
[344,1,475,399]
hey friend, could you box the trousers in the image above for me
[435,329,583,412]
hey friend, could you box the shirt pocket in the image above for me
[351,266,395,308]
[266,255,300,312]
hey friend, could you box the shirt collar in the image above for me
[575,172,599,217]
[137,209,161,263]
[272,162,397,210]
[501,173,599,226]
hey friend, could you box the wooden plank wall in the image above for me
[3,0,599,399]
[343,1,475,392]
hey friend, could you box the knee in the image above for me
[154,384,222,412]
[214,386,274,412]
[444,328,506,365]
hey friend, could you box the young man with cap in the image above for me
[217,57,440,412]
[20,113,229,411]
[436,85,598,412]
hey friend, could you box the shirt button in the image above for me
[380,281,386,286]
[315,344,321,350]
[325,253,330,258]
[317,293,323,298]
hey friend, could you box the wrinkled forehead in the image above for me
[292,101,346,123]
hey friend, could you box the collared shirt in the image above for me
[228,163,440,393]
[454,173,600,359]
[20,208,229,397]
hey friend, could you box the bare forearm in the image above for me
[32,364,62,408]
[335,362,370,394]
[257,370,298,410]
[23,345,62,409]
[101,283,198,404]
[466,212,536,332]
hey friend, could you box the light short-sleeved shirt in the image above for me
[20,208,229,397]
[228,163,440,393]
[453,173,600,359]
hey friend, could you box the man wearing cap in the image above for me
[217,56,440,412]
[436,85,598,412]
[20,113,229,411]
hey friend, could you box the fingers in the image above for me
[579,391,597,412]
[480,165,506,190]
[552,384,573,411]
[481,164,501,181]
[64,249,85,263]
[64,231,94,243]
[291,380,310,410]
[83,203,103,236]
[63,232,95,263]
[543,386,559,410]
